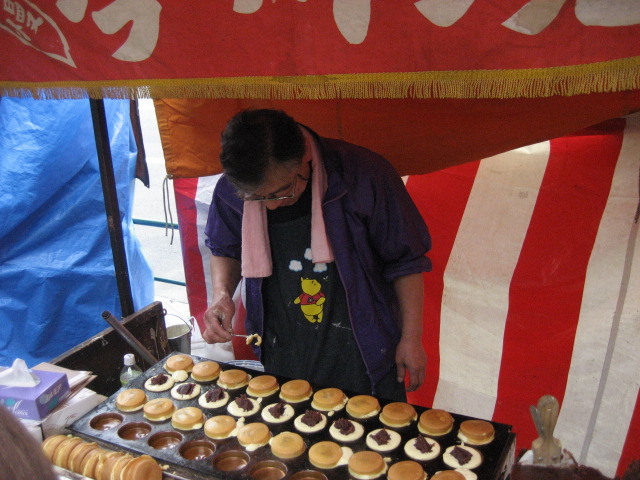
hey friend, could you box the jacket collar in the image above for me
[299,124,347,204]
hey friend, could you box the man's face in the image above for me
[241,160,310,210]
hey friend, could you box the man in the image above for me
[203,109,431,400]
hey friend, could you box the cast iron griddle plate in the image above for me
[70,354,515,480]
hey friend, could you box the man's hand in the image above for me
[203,255,242,344]
[392,272,427,392]
[202,291,235,343]
[395,335,426,392]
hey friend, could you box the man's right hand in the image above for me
[202,291,236,343]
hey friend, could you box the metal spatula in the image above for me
[532,394,562,464]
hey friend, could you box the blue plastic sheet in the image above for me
[0,98,154,367]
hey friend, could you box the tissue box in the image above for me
[0,369,70,420]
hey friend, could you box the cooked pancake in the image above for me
[120,455,162,480]
[143,397,176,421]
[280,379,312,403]
[237,422,271,451]
[308,441,343,469]
[106,454,134,480]
[388,460,427,480]
[79,447,106,478]
[380,402,417,427]
[432,471,467,480]
[348,450,387,479]
[311,387,347,411]
[52,436,83,469]
[419,408,455,436]
[191,361,221,382]
[458,419,495,445]
[246,375,279,397]
[67,441,100,473]
[270,431,306,459]
[217,369,250,389]
[204,415,238,439]
[94,451,124,480]
[115,388,147,412]
[171,406,204,431]
[346,395,381,419]
[42,434,69,461]
[165,354,194,373]
[451,468,478,480]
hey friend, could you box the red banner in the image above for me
[2,1,640,99]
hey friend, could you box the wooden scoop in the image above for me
[532,394,562,464]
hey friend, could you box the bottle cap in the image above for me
[124,353,136,366]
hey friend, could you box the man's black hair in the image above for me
[220,109,305,190]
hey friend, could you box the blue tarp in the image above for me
[0,98,154,367]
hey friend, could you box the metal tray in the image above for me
[69,354,515,480]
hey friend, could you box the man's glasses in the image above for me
[243,173,310,202]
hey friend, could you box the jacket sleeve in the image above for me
[350,148,432,282]
[204,176,243,261]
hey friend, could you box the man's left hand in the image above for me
[395,336,427,392]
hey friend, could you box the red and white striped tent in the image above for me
[2,2,640,476]
[172,112,640,478]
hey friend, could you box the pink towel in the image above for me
[241,127,334,278]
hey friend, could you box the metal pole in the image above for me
[90,98,135,317]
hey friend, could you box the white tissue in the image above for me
[0,358,40,387]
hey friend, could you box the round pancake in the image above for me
[42,434,69,461]
[419,409,454,436]
[165,354,194,373]
[120,455,162,480]
[246,375,279,397]
[280,379,312,402]
[218,369,249,389]
[380,402,417,427]
[191,361,220,382]
[204,415,237,439]
[171,406,204,431]
[308,441,343,469]
[52,436,83,469]
[348,450,387,479]
[388,460,426,480]
[115,388,147,412]
[143,397,176,421]
[432,471,467,480]
[312,388,347,411]
[458,419,495,445]
[237,422,271,448]
[270,431,306,459]
[346,395,381,419]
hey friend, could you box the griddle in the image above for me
[69,354,515,480]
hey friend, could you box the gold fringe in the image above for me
[2,56,639,101]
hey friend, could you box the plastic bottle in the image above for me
[120,353,143,386]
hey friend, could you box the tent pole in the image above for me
[90,98,135,317]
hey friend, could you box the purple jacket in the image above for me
[205,130,432,387]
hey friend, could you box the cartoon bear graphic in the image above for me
[294,278,326,323]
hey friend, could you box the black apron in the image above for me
[261,186,370,394]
